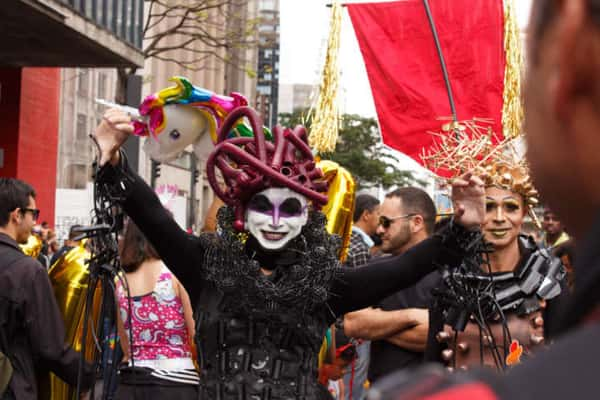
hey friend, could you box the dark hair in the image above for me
[353,194,380,222]
[533,1,600,40]
[0,178,36,227]
[119,219,160,273]
[385,187,436,235]
[370,233,382,246]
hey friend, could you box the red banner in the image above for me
[348,0,505,169]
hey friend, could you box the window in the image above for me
[76,114,87,140]
[66,164,88,189]
[262,73,272,81]
[97,73,107,99]
[77,69,89,97]
[259,0,275,10]
[264,49,272,59]
[257,86,271,96]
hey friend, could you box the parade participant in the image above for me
[0,178,94,399]
[115,219,198,399]
[92,104,485,400]
[421,127,567,371]
[368,1,600,398]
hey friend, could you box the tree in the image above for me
[116,0,258,103]
[278,110,422,190]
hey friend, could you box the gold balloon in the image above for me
[19,234,42,258]
[317,160,356,262]
[42,242,102,400]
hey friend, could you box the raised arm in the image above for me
[326,173,485,319]
[327,233,460,317]
[93,109,206,299]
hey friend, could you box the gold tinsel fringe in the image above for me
[308,0,342,153]
[502,0,524,139]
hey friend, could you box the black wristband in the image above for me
[434,217,485,269]
[94,149,135,202]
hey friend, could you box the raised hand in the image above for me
[451,172,485,230]
[92,108,134,166]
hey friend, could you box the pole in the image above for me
[422,0,458,123]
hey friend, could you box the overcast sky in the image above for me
[279,0,534,117]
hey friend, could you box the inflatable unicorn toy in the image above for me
[132,76,248,162]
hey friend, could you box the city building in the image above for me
[256,0,280,128]
[0,0,143,228]
[54,0,260,235]
[278,83,315,114]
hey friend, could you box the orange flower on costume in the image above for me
[506,339,523,365]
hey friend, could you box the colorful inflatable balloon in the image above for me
[19,234,42,258]
[43,242,102,400]
[133,76,248,162]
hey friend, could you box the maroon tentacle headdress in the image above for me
[206,106,329,231]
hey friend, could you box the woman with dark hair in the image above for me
[115,219,198,399]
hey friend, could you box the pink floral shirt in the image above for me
[117,264,192,361]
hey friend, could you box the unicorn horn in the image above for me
[94,98,142,119]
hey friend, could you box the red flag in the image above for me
[348,0,506,168]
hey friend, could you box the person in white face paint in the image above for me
[91,105,486,400]
[245,188,309,251]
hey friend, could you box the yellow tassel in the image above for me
[308,0,342,153]
[502,0,524,139]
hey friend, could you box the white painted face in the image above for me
[245,187,309,250]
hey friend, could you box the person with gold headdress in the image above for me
[421,125,568,371]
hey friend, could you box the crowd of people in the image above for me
[2,0,600,399]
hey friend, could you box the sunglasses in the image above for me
[378,214,416,229]
[21,208,40,220]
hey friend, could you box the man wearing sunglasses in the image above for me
[344,187,441,384]
[0,178,94,399]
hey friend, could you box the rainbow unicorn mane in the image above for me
[133,76,248,143]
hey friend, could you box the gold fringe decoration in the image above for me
[502,0,524,139]
[308,0,343,153]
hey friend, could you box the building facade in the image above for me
[278,83,316,114]
[256,0,281,128]
[0,0,143,228]
[55,0,260,234]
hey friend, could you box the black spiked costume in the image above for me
[97,158,479,399]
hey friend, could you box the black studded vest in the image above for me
[194,209,341,399]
